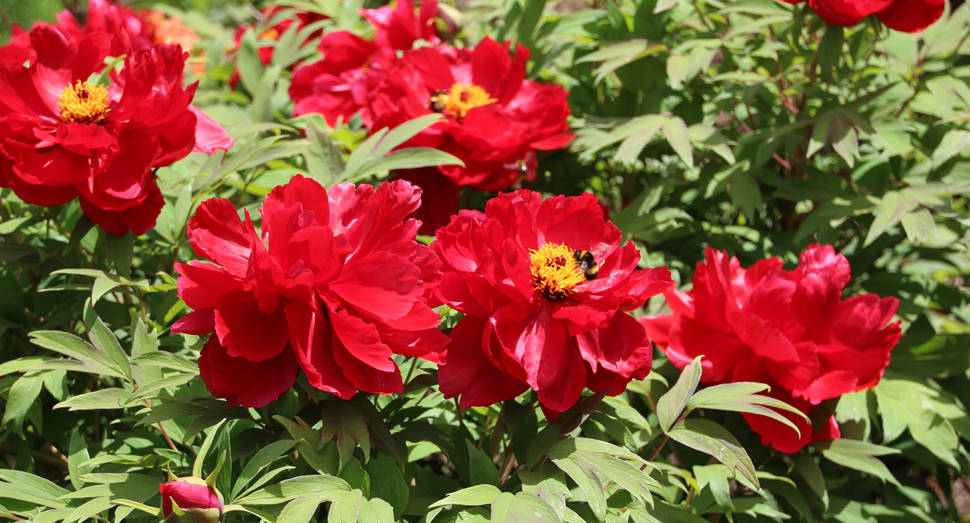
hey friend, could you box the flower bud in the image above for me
[159,477,224,523]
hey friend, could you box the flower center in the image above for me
[436,83,497,121]
[530,242,587,300]
[57,81,110,124]
[260,27,280,40]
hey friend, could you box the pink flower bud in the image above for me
[159,477,223,523]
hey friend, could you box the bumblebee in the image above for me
[573,250,598,280]
[514,159,529,177]
[429,90,449,112]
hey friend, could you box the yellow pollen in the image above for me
[530,242,586,301]
[439,83,497,121]
[260,27,281,40]
[57,81,110,124]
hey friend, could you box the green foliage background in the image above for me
[1,0,970,522]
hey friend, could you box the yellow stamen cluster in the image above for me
[438,83,497,121]
[57,81,110,124]
[260,27,281,41]
[530,242,586,301]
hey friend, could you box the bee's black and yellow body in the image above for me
[429,90,448,112]
[573,250,598,280]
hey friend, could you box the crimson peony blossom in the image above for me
[288,0,440,127]
[367,37,574,192]
[640,245,902,453]
[432,190,673,418]
[172,175,448,408]
[0,24,232,236]
[159,477,223,523]
[783,0,944,33]
[56,0,154,56]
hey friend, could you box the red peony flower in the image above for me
[288,0,441,127]
[785,0,944,33]
[432,190,673,418]
[159,477,223,523]
[367,37,574,192]
[172,175,448,408]
[0,24,232,236]
[640,245,902,453]
[56,0,153,57]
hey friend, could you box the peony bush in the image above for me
[1,0,970,522]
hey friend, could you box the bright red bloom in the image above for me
[640,245,901,453]
[288,0,441,127]
[172,175,447,407]
[0,24,232,236]
[786,0,943,32]
[432,190,673,418]
[56,0,153,56]
[361,0,442,51]
[160,477,223,523]
[367,37,574,192]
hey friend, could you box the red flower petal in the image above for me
[492,303,586,413]
[877,0,944,32]
[198,336,297,408]
[284,300,359,399]
[189,105,234,154]
[79,181,164,236]
[808,0,893,25]
[438,315,529,407]
[175,261,245,310]
[213,291,289,362]
[186,198,256,277]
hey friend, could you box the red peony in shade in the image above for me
[172,175,448,407]
[787,0,944,33]
[0,24,232,236]
[432,190,673,418]
[639,245,902,453]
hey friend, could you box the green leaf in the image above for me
[321,399,370,472]
[328,489,364,523]
[0,356,51,376]
[67,427,92,489]
[813,439,901,487]
[30,331,127,378]
[662,117,693,169]
[693,464,734,511]
[489,492,559,523]
[864,191,910,247]
[466,441,500,487]
[429,485,502,508]
[86,308,131,381]
[363,453,408,520]
[277,495,323,523]
[231,440,298,500]
[792,451,828,508]
[235,476,352,506]
[687,382,807,437]
[193,420,227,479]
[667,418,758,488]
[105,233,134,278]
[656,355,703,432]
[2,373,44,434]
[236,29,264,95]
[129,352,198,374]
